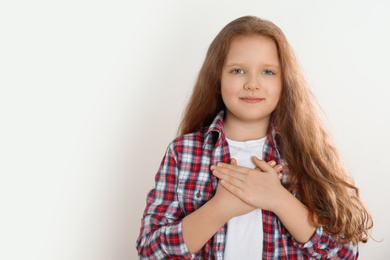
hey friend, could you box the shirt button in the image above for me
[196,192,201,198]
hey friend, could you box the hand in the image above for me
[210,159,255,220]
[266,160,284,180]
[211,156,285,212]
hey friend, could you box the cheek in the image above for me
[264,85,281,99]
[220,80,238,98]
[220,86,238,111]
[264,84,282,109]
[273,88,282,109]
[270,81,282,100]
[275,88,282,102]
[220,89,231,106]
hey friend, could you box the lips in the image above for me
[240,97,264,103]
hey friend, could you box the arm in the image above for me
[182,181,254,253]
[183,158,284,253]
[274,188,358,259]
[212,157,358,259]
[136,145,192,260]
[138,149,282,257]
[212,157,316,242]
[137,146,254,259]
[293,227,358,259]
[273,185,316,243]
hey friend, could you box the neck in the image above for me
[223,115,270,141]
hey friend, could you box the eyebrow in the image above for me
[224,62,280,69]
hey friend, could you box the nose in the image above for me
[243,75,261,91]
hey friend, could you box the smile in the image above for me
[240,97,264,103]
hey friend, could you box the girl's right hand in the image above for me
[210,159,283,220]
[212,180,256,220]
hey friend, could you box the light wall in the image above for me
[1,0,389,259]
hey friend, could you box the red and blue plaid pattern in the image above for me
[137,110,358,259]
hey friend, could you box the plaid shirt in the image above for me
[136,110,358,259]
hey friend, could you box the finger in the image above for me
[212,166,246,182]
[267,160,276,167]
[267,160,283,172]
[220,179,246,201]
[278,173,283,180]
[215,162,252,174]
[273,164,283,173]
[252,156,274,172]
[230,158,237,165]
[254,160,276,172]
[213,169,245,189]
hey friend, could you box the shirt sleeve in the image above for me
[136,144,193,260]
[292,226,358,259]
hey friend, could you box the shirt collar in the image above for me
[203,110,226,149]
[268,118,283,152]
[203,110,282,150]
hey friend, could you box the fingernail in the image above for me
[210,165,216,170]
[217,163,222,166]
[269,160,276,166]
[276,165,282,171]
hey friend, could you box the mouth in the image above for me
[240,97,264,103]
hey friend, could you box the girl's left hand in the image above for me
[211,156,286,212]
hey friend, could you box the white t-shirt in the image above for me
[224,136,267,260]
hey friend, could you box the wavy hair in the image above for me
[179,15,372,244]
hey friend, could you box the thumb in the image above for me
[252,156,272,172]
[230,158,237,165]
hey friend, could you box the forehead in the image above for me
[224,35,280,65]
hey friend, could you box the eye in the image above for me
[232,69,244,74]
[263,70,274,75]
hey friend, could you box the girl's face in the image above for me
[221,35,282,128]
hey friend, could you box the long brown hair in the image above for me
[179,15,372,244]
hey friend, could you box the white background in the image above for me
[1,0,389,259]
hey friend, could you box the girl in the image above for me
[136,16,372,259]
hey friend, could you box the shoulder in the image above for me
[168,127,209,153]
[167,110,225,156]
